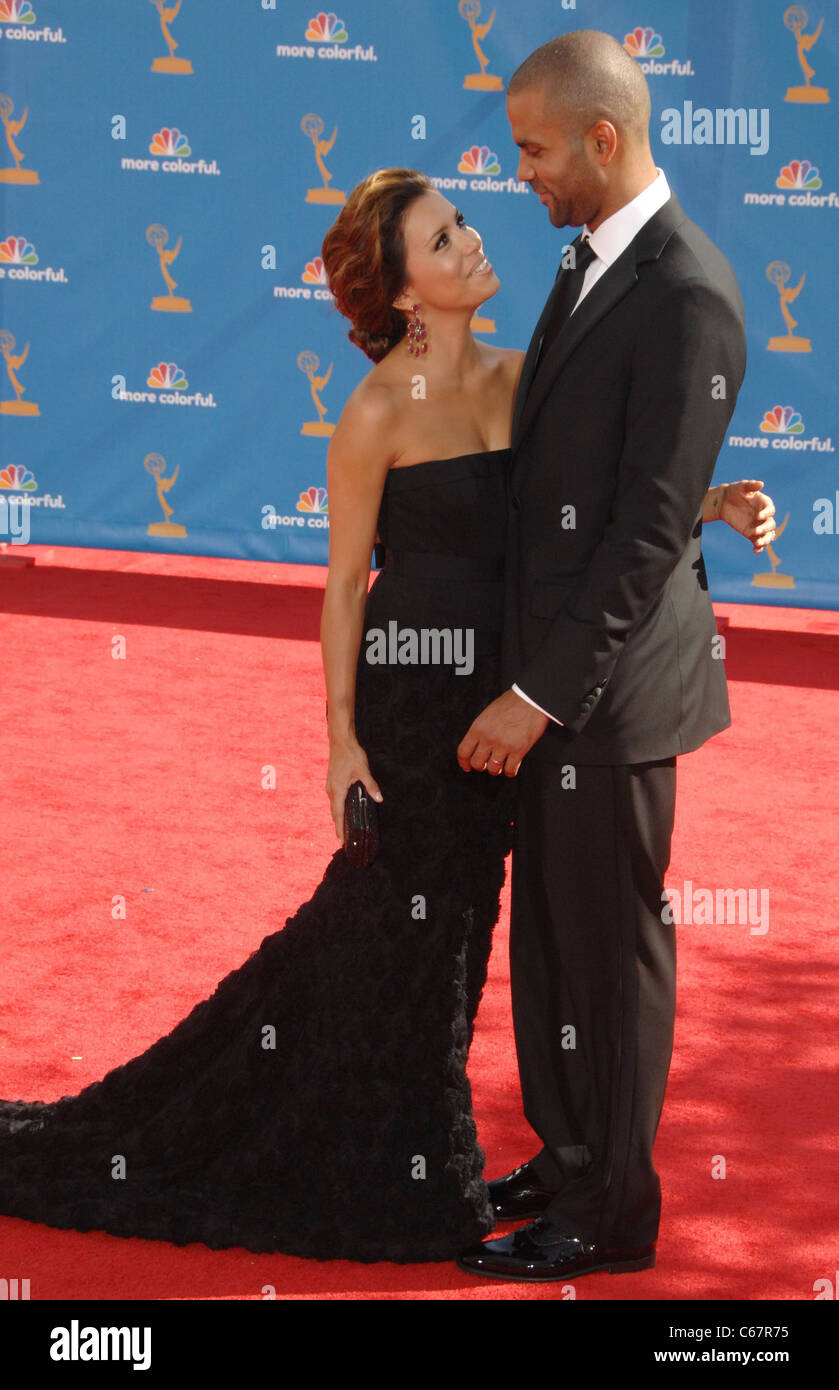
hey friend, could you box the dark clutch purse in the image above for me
[343,780,380,868]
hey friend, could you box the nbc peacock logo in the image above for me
[297,485,328,514]
[0,462,36,490]
[759,404,833,451]
[269,251,334,302]
[150,126,191,158]
[0,1,65,41]
[274,9,376,62]
[0,462,65,514]
[760,405,805,435]
[728,404,833,454]
[0,1,34,21]
[432,144,527,196]
[624,27,665,58]
[148,361,188,391]
[119,124,220,177]
[302,256,329,287]
[622,25,693,76]
[114,359,216,409]
[459,145,501,177]
[0,233,68,284]
[306,12,347,42]
[777,158,822,189]
[0,234,36,265]
[261,485,330,532]
[0,461,35,543]
[744,157,838,208]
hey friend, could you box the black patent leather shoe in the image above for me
[487,1160,555,1221]
[456,1217,656,1282]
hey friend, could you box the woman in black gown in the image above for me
[0,170,775,1263]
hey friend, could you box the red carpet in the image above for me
[1,544,837,1300]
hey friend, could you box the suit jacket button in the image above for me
[511,494,521,511]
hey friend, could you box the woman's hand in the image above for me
[708,479,777,553]
[325,739,383,843]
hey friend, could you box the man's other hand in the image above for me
[457,689,550,776]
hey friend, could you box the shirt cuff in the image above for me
[512,683,564,726]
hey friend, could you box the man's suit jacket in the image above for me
[502,191,748,766]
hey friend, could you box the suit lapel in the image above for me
[510,193,688,463]
[509,263,565,446]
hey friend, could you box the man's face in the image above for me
[506,86,604,230]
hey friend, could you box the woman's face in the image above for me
[393,191,500,314]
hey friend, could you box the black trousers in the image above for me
[509,755,678,1247]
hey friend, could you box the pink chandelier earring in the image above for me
[406,302,428,355]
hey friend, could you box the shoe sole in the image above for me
[456,1252,656,1282]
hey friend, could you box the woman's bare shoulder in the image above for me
[339,366,399,426]
[328,367,401,474]
[473,341,524,363]
[480,343,526,376]
[491,345,526,391]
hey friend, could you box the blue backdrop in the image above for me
[1,0,836,607]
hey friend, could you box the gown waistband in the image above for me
[380,546,505,581]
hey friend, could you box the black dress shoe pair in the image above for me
[487,1160,555,1221]
[457,1217,656,1282]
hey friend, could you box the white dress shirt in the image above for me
[512,168,672,725]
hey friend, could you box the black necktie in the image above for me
[535,234,598,370]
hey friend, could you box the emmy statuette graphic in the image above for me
[149,0,194,75]
[459,0,504,90]
[147,225,192,312]
[0,94,39,185]
[752,512,795,588]
[766,261,811,352]
[145,453,187,536]
[784,6,830,102]
[0,330,39,415]
[298,351,335,436]
[302,114,346,204]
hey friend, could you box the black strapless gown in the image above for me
[0,449,517,1262]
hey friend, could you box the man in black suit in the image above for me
[456,29,747,1280]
